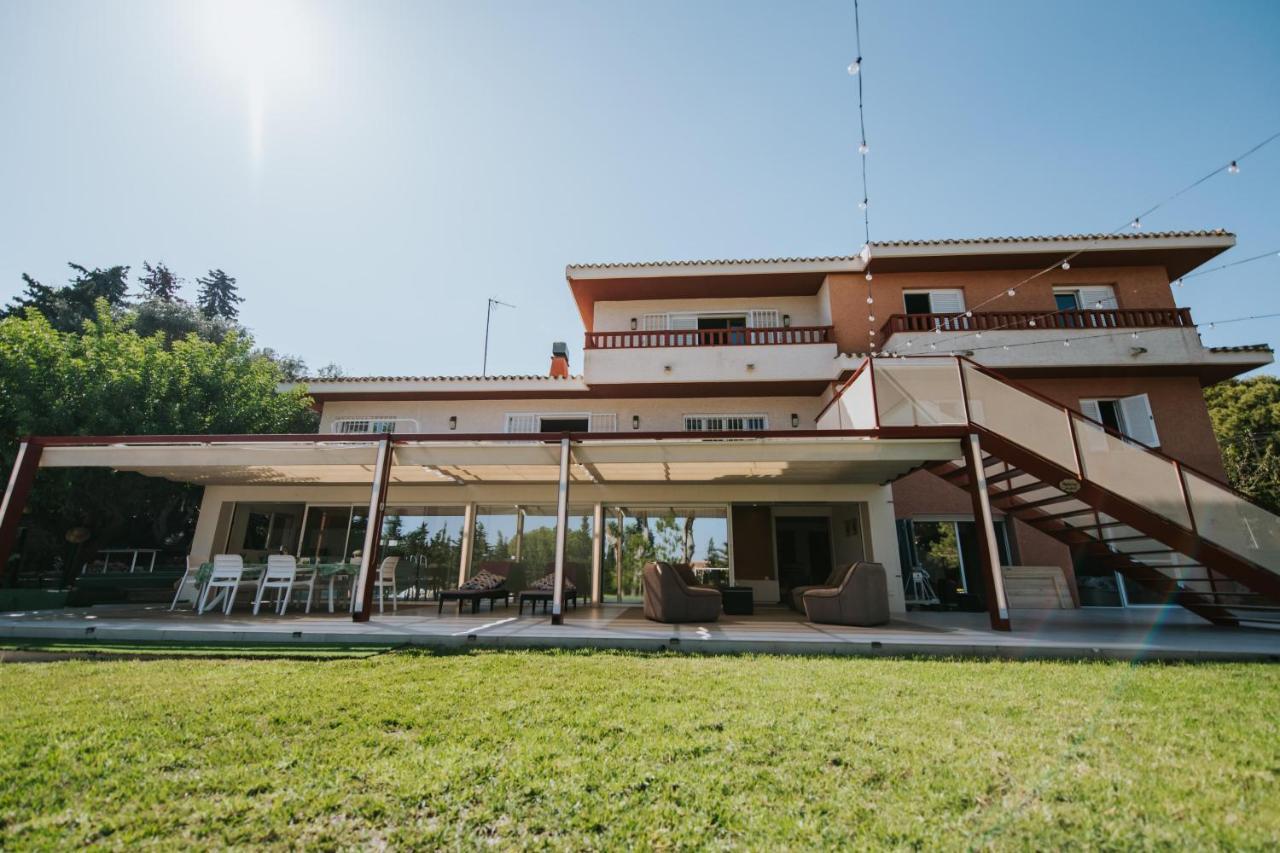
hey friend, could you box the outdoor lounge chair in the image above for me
[801,561,890,626]
[437,562,512,614]
[517,562,583,615]
[788,563,855,611]
[642,561,721,623]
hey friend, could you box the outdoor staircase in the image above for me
[859,357,1280,628]
[930,454,1280,626]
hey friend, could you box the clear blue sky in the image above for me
[2,0,1277,378]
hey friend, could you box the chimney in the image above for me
[549,342,570,378]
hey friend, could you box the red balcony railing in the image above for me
[585,325,833,350]
[878,307,1194,341]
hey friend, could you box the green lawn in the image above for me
[1,651,1277,849]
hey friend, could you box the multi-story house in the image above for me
[3,230,1277,629]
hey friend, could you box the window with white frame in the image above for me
[1054,285,1117,311]
[330,416,418,434]
[640,309,783,330]
[683,414,768,432]
[504,412,618,433]
[902,289,966,329]
[1079,394,1160,447]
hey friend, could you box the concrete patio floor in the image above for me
[1,601,1278,661]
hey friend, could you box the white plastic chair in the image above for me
[375,556,401,613]
[254,555,298,615]
[292,562,319,614]
[198,554,245,615]
[169,555,205,611]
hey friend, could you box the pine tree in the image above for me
[196,269,244,320]
[68,263,130,307]
[137,261,182,302]
[3,274,56,317]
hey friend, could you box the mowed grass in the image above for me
[1,651,1278,850]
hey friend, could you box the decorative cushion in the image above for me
[459,569,504,591]
[530,573,577,592]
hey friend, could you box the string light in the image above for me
[866,295,874,303]
[1228,160,1239,174]
[889,126,1280,354]
[865,272,873,281]
[847,57,861,75]
[1063,339,1070,347]
[858,142,869,155]
[1006,288,1016,297]
[1182,247,1280,280]
[858,198,868,210]
[1060,261,1070,270]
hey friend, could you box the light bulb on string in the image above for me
[1063,339,1070,347]
[1131,218,1141,230]
[868,315,875,322]
[929,342,937,350]
[847,57,861,75]
[1131,332,1139,339]
[905,340,912,347]
[1176,279,1184,288]
[1029,319,1037,327]
[975,332,982,339]
[866,295,874,304]
[964,310,973,318]
[858,198,868,210]
[1061,261,1071,270]
[1228,161,1239,174]
[865,272,873,281]
[1006,289,1016,297]
[1002,345,1009,350]
[858,141,869,155]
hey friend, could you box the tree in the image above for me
[0,301,317,584]
[705,536,728,568]
[196,269,244,321]
[1205,376,1280,513]
[137,261,182,302]
[4,263,131,333]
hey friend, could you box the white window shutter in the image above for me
[928,290,965,314]
[641,314,669,331]
[504,414,538,433]
[748,309,780,328]
[589,413,618,433]
[1119,394,1160,447]
[1079,399,1102,424]
[668,314,698,330]
[928,290,966,329]
[1079,286,1117,310]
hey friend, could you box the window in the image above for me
[903,290,966,329]
[505,412,617,433]
[1054,285,1117,310]
[640,309,782,330]
[683,414,768,432]
[331,416,417,434]
[1079,394,1160,447]
[903,289,965,315]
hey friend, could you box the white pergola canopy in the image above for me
[39,437,964,487]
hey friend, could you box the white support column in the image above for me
[457,501,477,586]
[551,437,571,624]
[590,502,604,604]
[352,437,392,621]
[863,486,906,614]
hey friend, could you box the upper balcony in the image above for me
[872,306,1270,382]
[878,307,1194,340]
[585,325,833,350]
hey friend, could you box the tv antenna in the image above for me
[482,297,516,376]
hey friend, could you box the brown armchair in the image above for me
[802,561,890,626]
[789,563,854,611]
[642,561,721,623]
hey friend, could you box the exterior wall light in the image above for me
[791,413,800,428]
[632,415,640,430]
[630,318,638,330]
[448,416,457,431]
[746,363,756,371]
[782,314,791,327]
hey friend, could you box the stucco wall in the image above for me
[318,396,826,435]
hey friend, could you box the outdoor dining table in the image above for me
[195,561,362,613]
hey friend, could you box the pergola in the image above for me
[0,428,995,624]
